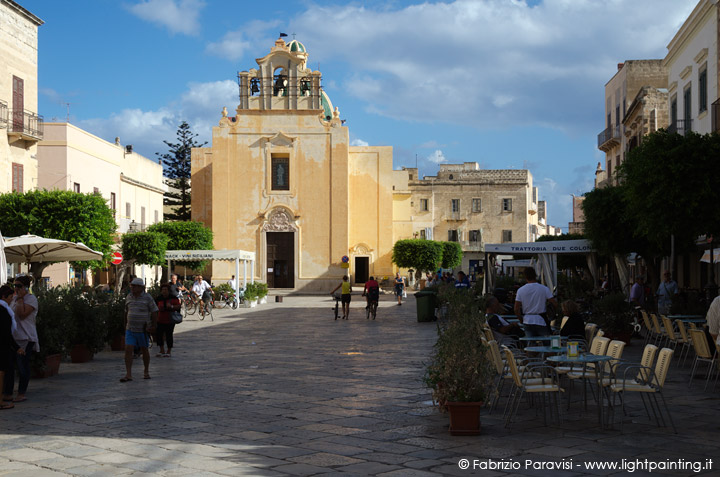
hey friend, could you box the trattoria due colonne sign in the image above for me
[484,240,593,254]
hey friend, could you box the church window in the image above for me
[272,154,290,190]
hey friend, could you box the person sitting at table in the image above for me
[485,296,524,346]
[559,300,585,338]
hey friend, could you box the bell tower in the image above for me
[236,37,332,120]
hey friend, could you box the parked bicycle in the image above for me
[332,293,341,320]
[216,290,238,309]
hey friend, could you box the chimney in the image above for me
[125,145,133,154]
[617,63,624,71]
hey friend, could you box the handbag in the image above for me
[171,311,183,324]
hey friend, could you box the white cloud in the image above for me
[126,0,205,36]
[205,20,281,60]
[428,150,446,164]
[78,80,237,159]
[260,0,695,132]
[351,139,369,147]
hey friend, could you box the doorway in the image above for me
[354,256,369,284]
[267,232,294,288]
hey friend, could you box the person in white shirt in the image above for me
[514,267,558,337]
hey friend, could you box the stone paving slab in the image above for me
[0,294,718,475]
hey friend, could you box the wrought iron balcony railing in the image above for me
[0,100,7,127]
[597,124,621,151]
[8,109,44,140]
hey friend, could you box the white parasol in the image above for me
[0,230,7,285]
[3,234,103,263]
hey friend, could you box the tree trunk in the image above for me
[613,254,630,298]
[29,262,50,288]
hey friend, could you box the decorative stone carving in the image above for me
[262,208,297,232]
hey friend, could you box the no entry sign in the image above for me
[111,252,123,265]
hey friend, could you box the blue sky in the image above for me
[30,0,697,229]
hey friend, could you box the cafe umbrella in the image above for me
[3,234,103,264]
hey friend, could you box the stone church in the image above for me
[192,37,395,291]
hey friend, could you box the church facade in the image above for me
[192,38,395,291]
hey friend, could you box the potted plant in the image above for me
[424,287,495,435]
[256,282,268,304]
[243,282,258,308]
[101,292,127,351]
[31,287,70,378]
[592,292,634,344]
[65,286,108,362]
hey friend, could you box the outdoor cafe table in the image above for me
[524,345,567,360]
[519,336,568,342]
[668,315,706,324]
[546,353,614,428]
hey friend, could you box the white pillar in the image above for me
[251,260,255,283]
[243,260,248,288]
[235,258,240,304]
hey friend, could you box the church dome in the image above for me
[288,39,306,53]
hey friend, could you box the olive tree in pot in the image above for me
[64,286,108,362]
[424,287,495,435]
[32,287,71,378]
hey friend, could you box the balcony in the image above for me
[460,240,483,252]
[528,202,537,215]
[0,100,7,127]
[667,119,692,136]
[7,109,44,144]
[447,211,464,221]
[712,99,720,133]
[597,125,621,151]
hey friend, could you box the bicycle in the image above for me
[181,293,198,316]
[332,294,340,320]
[216,291,238,309]
[366,298,378,320]
[199,294,214,321]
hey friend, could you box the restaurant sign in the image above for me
[484,240,593,254]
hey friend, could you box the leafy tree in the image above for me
[392,239,444,276]
[0,190,116,280]
[441,241,463,269]
[158,121,207,221]
[146,221,213,271]
[619,130,720,252]
[121,231,170,266]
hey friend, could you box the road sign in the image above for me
[111,252,123,265]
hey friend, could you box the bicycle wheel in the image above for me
[372,302,377,320]
[186,300,197,316]
[206,302,214,321]
[366,303,371,320]
[230,298,238,310]
[334,301,339,320]
[216,295,227,309]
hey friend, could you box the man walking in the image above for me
[656,271,678,315]
[514,267,557,337]
[121,278,158,382]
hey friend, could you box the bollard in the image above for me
[275,296,283,303]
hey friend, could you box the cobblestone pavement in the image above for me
[0,294,718,476]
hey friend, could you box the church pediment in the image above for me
[261,132,296,148]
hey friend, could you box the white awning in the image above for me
[165,250,256,261]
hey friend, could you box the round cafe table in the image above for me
[546,353,614,428]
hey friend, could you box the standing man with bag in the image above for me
[155,283,181,358]
[656,271,678,315]
[121,278,158,382]
[514,267,557,337]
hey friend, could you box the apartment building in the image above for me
[397,163,541,275]
[0,0,43,194]
[664,0,719,136]
[596,60,667,187]
[37,123,165,285]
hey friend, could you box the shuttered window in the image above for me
[12,163,23,192]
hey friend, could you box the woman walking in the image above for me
[331,275,352,320]
[394,273,405,306]
[3,275,38,404]
[155,283,181,358]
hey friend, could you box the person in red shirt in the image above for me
[363,276,380,309]
[154,283,181,358]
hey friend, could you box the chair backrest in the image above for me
[596,329,605,338]
[637,344,659,382]
[653,347,674,387]
[602,339,625,372]
[640,310,652,332]
[482,326,494,342]
[503,347,524,387]
[689,322,698,331]
[661,316,677,340]
[675,320,690,344]
[690,329,713,358]
[590,336,610,355]
[488,340,505,375]
[584,323,597,343]
[650,314,663,334]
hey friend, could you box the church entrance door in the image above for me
[354,257,369,284]
[267,232,294,288]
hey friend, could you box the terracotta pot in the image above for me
[70,344,93,363]
[32,353,62,379]
[45,353,62,376]
[447,401,483,435]
[110,333,126,351]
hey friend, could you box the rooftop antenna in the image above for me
[292,32,297,39]
[63,102,71,122]
[415,153,418,169]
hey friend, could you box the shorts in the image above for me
[341,294,351,304]
[395,285,404,296]
[125,330,150,348]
